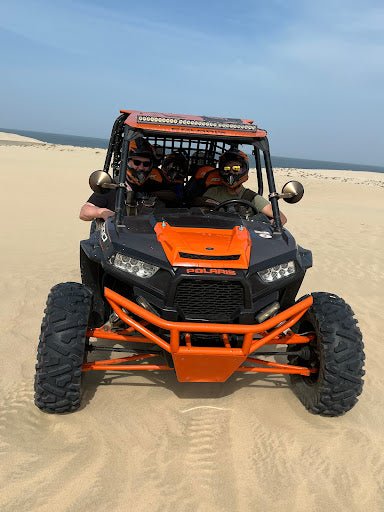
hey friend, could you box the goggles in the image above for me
[131,159,151,168]
[223,165,242,172]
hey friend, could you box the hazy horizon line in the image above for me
[1,126,383,171]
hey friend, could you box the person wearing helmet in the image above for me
[161,152,189,184]
[125,137,156,187]
[79,138,158,221]
[135,151,189,207]
[152,144,165,166]
[199,149,287,225]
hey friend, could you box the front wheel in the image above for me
[288,292,365,416]
[34,282,92,413]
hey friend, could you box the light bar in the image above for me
[137,115,258,131]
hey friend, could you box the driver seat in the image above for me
[184,165,222,204]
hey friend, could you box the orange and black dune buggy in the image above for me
[34,110,365,416]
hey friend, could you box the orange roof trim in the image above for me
[120,110,267,138]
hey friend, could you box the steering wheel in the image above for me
[213,199,258,215]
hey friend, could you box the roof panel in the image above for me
[120,110,267,138]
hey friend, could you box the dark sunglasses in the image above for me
[132,159,151,168]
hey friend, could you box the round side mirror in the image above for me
[89,170,113,194]
[281,181,304,204]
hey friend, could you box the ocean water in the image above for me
[0,128,109,149]
[1,127,383,173]
[251,155,384,173]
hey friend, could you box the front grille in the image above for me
[189,333,222,346]
[174,279,245,321]
[179,252,240,260]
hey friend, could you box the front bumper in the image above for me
[84,288,315,382]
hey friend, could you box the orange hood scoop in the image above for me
[154,222,251,268]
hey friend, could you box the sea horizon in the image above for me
[1,127,383,174]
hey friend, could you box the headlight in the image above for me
[257,261,295,283]
[111,253,159,278]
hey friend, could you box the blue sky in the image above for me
[0,0,383,165]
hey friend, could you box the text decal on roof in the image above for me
[137,115,258,131]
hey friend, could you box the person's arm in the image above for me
[79,202,115,221]
[260,204,287,226]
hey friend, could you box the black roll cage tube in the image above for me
[103,113,127,174]
[252,138,283,232]
[108,121,283,232]
[253,145,263,197]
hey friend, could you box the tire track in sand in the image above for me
[137,403,237,512]
[0,380,124,512]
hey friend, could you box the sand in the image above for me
[1,137,383,512]
[0,131,45,146]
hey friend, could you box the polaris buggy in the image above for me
[34,110,365,416]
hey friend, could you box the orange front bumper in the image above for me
[84,288,314,382]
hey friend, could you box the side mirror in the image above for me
[280,181,304,204]
[89,170,116,194]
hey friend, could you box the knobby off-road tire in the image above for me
[34,282,92,413]
[288,292,365,417]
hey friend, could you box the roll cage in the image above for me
[102,110,283,231]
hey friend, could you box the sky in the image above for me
[0,0,383,166]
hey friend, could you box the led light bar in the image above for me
[137,115,258,131]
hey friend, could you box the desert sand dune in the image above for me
[0,142,383,512]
